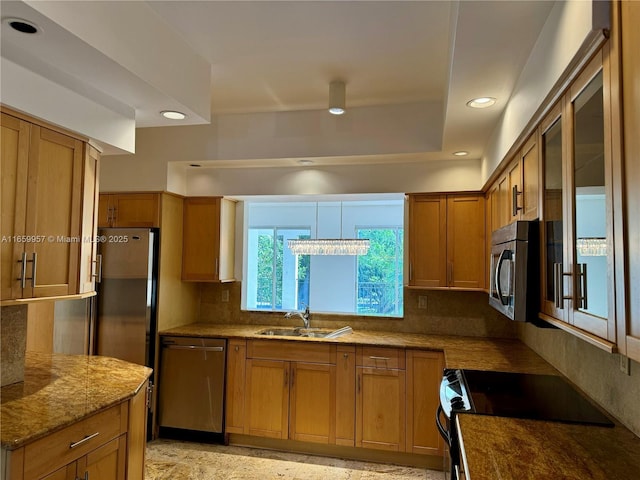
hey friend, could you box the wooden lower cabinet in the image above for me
[289,362,336,444]
[244,359,290,439]
[41,436,126,480]
[356,366,406,452]
[229,340,444,460]
[406,350,445,455]
[7,382,147,480]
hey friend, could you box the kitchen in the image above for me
[1,1,640,479]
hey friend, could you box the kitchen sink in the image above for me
[258,326,352,338]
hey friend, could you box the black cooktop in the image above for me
[461,369,614,427]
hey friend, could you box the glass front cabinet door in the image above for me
[540,46,619,345]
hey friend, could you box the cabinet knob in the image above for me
[343,353,349,358]
[234,346,239,352]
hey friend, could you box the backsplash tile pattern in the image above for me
[518,323,640,437]
[0,305,28,386]
[199,283,517,338]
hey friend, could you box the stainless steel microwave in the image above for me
[489,221,539,321]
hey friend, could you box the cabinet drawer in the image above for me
[247,340,335,364]
[357,346,405,370]
[24,403,126,479]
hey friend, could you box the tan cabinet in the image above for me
[335,345,356,446]
[618,0,640,362]
[4,381,147,480]
[355,346,406,452]
[539,46,621,347]
[78,144,101,294]
[408,193,485,290]
[242,340,337,444]
[225,338,247,434]
[182,197,236,282]
[406,350,445,455]
[488,133,540,233]
[98,193,160,228]
[1,111,87,301]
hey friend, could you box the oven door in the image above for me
[489,241,516,319]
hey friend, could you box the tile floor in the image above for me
[145,439,445,480]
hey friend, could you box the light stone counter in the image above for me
[0,352,152,450]
[161,323,640,477]
[159,322,558,374]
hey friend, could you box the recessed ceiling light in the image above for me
[466,97,496,109]
[298,159,314,165]
[453,151,469,156]
[161,110,186,120]
[4,18,40,34]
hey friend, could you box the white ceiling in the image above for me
[0,0,555,160]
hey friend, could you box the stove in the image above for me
[440,369,613,426]
[437,369,613,480]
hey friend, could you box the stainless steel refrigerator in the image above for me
[95,228,158,369]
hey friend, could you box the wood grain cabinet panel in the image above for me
[406,350,445,456]
[182,197,236,282]
[98,193,159,228]
[225,339,247,434]
[244,359,290,439]
[335,346,356,447]
[408,193,485,290]
[0,112,86,301]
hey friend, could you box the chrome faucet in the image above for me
[285,305,311,329]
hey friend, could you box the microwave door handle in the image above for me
[495,250,512,306]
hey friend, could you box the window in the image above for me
[243,199,404,317]
[356,228,404,316]
[246,228,310,310]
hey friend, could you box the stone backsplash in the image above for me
[198,282,517,338]
[0,305,28,386]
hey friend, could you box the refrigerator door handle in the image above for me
[92,254,103,283]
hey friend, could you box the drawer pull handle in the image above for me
[369,356,390,361]
[69,432,100,449]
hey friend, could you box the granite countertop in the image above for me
[159,323,558,374]
[161,323,640,478]
[0,352,152,450]
[457,414,640,479]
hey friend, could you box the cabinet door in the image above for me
[496,174,510,228]
[356,367,406,452]
[182,197,221,281]
[0,113,30,300]
[406,350,445,456]
[97,194,112,227]
[25,125,83,298]
[507,159,522,222]
[335,346,356,446]
[540,103,567,322]
[520,133,540,221]
[566,51,614,341]
[408,195,446,287]
[111,193,159,228]
[447,195,485,289]
[621,0,640,362]
[77,436,126,480]
[40,465,76,480]
[289,362,336,444]
[78,145,100,293]
[244,359,289,439]
[226,339,247,434]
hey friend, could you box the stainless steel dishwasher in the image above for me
[159,336,226,433]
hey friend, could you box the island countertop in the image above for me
[0,352,152,450]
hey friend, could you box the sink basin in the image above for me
[257,327,352,338]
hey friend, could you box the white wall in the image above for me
[481,0,609,184]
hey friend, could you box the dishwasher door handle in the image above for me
[163,345,224,352]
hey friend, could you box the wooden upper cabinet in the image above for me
[182,197,236,282]
[520,133,540,221]
[1,112,86,301]
[408,193,485,290]
[620,0,640,362]
[98,193,159,228]
[78,145,100,294]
